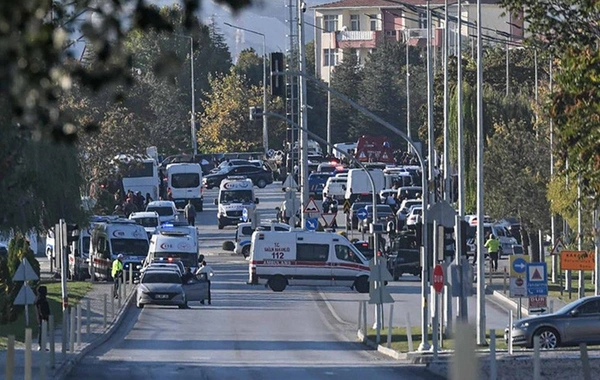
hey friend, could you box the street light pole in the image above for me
[443,0,450,201]
[224,23,269,154]
[173,33,197,155]
[298,0,309,229]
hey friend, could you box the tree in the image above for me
[501,0,600,202]
[234,48,264,87]
[198,70,265,152]
[330,53,364,142]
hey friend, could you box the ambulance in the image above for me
[146,228,200,272]
[248,231,370,293]
[214,177,259,230]
[89,218,150,281]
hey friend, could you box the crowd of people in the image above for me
[112,189,153,217]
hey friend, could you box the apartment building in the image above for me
[313,0,524,82]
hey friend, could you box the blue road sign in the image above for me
[512,258,527,274]
[242,208,248,222]
[305,218,318,231]
[356,208,368,221]
[526,262,548,296]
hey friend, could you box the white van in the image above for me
[89,219,150,281]
[129,211,160,238]
[249,231,370,293]
[333,142,357,160]
[234,222,291,257]
[68,227,91,281]
[166,163,204,211]
[146,228,200,272]
[323,176,347,200]
[344,168,385,203]
[214,177,259,230]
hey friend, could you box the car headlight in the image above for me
[139,285,150,294]
[516,322,529,328]
[136,264,142,269]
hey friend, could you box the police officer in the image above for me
[112,254,124,298]
[484,233,501,272]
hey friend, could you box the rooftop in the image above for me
[313,0,499,8]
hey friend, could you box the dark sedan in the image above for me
[358,204,396,232]
[505,296,600,349]
[203,165,274,189]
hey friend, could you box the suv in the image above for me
[203,165,273,189]
[234,222,291,257]
[145,201,178,224]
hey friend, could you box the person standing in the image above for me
[112,254,124,298]
[35,285,50,351]
[484,233,501,272]
[196,260,214,305]
[184,200,197,226]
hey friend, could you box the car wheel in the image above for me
[256,178,267,188]
[354,276,369,293]
[268,275,287,292]
[533,327,560,349]
[242,245,251,258]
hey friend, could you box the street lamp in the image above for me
[172,33,197,155]
[224,22,269,155]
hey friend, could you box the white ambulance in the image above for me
[89,218,149,281]
[214,177,259,230]
[145,228,200,273]
[248,231,370,293]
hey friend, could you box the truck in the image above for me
[344,168,385,203]
[355,136,395,164]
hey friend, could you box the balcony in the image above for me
[335,30,381,49]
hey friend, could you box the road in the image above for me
[66,183,510,379]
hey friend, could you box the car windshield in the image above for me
[141,272,181,284]
[133,217,159,228]
[110,239,149,256]
[153,252,197,268]
[146,206,174,217]
[220,190,253,203]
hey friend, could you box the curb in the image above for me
[490,289,530,318]
[52,286,137,380]
[356,329,408,360]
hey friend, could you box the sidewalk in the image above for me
[1,280,136,380]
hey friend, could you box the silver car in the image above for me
[136,270,208,309]
[505,296,600,349]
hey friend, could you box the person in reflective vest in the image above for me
[112,254,124,298]
[485,234,500,272]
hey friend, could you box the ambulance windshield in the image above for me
[220,190,253,204]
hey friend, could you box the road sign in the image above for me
[303,198,321,213]
[509,277,527,297]
[241,208,249,222]
[305,218,318,231]
[368,261,394,304]
[550,238,565,255]
[356,208,368,221]
[267,148,275,158]
[343,200,351,214]
[13,283,36,305]
[282,174,298,190]
[321,213,337,228]
[12,259,39,282]
[526,262,548,296]
[509,255,529,278]
[528,295,547,310]
[433,264,444,293]
[560,250,595,271]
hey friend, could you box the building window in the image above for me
[324,48,338,66]
[419,11,428,29]
[370,16,379,31]
[350,14,360,31]
[324,15,338,32]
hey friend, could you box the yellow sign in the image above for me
[509,254,530,278]
[560,250,595,271]
[343,200,351,214]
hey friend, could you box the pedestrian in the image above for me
[123,197,138,217]
[144,192,153,208]
[184,200,197,226]
[35,285,50,351]
[112,254,124,298]
[195,260,214,305]
[485,233,501,272]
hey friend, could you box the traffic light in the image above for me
[270,52,285,97]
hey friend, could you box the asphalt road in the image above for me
[65,183,511,379]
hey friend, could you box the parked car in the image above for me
[505,296,600,349]
[203,165,274,189]
[405,206,423,227]
[308,172,333,199]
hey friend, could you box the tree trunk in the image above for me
[521,227,530,256]
[530,230,541,262]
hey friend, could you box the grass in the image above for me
[0,281,92,348]
[366,327,507,353]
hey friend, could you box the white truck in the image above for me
[249,230,370,293]
[166,163,204,211]
[214,177,259,230]
[344,168,385,203]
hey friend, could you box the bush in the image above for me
[222,241,235,251]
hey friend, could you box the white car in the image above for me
[145,201,178,224]
[406,206,423,226]
[323,176,346,200]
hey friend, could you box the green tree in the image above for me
[234,48,264,87]
[330,53,364,142]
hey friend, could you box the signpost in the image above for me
[305,218,318,231]
[509,254,530,318]
[343,200,351,214]
[356,208,368,221]
[303,198,320,214]
[560,250,595,271]
[550,238,565,255]
[527,262,548,297]
[321,213,337,228]
[242,208,249,223]
[12,259,39,326]
[433,264,444,293]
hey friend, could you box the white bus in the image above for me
[116,156,159,201]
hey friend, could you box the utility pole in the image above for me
[550,57,557,283]
[443,0,450,202]
[578,175,584,298]
[406,31,411,147]
[298,0,309,229]
[189,36,197,155]
[476,0,487,346]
